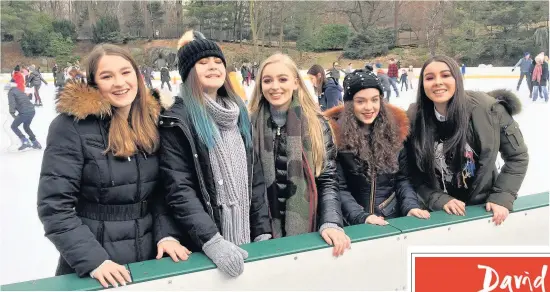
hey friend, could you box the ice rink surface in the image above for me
[0,77,548,285]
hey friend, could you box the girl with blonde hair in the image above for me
[249,53,350,257]
[159,30,271,277]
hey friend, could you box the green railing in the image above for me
[2,192,548,291]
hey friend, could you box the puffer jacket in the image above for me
[8,85,34,115]
[37,82,180,277]
[406,89,529,211]
[260,112,343,231]
[158,96,271,250]
[319,77,343,111]
[27,70,46,87]
[325,104,421,225]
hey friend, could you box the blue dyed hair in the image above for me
[180,71,251,150]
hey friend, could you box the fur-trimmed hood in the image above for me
[475,89,522,116]
[323,103,410,147]
[56,81,173,120]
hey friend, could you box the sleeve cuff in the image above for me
[253,234,272,242]
[319,222,344,234]
[157,236,180,245]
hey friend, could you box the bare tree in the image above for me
[338,1,390,33]
[425,1,447,56]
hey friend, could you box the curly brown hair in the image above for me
[338,101,402,178]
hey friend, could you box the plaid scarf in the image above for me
[252,96,318,238]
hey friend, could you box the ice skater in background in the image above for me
[26,65,48,106]
[530,53,549,102]
[6,78,41,150]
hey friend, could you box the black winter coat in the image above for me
[158,96,271,250]
[325,104,421,225]
[8,86,34,115]
[264,115,343,231]
[37,83,179,277]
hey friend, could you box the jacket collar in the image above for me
[324,103,410,148]
[56,81,173,121]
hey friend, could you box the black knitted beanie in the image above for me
[177,31,226,82]
[343,69,384,101]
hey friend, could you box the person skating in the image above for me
[160,66,172,91]
[6,78,41,150]
[26,65,48,106]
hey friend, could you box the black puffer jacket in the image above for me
[158,96,271,250]
[264,114,343,231]
[8,86,34,115]
[37,82,179,277]
[325,104,421,225]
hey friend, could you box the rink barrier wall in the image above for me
[0,67,527,84]
[1,192,547,291]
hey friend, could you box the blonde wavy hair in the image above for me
[248,53,326,177]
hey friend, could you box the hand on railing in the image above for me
[202,233,248,277]
[407,208,431,219]
[365,215,389,226]
[486,202,509,226]
[320,227,351,257]
[443,199,466,216]
[90,260,131,288]
[157,239,192,262]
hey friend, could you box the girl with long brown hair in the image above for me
[37,44,189,288]
[325,69,430,226]
[249,53,351,257]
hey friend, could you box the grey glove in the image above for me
[202,233,248,277]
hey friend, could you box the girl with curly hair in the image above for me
[325,69,430,226]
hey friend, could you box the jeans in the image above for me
[532,86,549,102]
[11,111,36,141]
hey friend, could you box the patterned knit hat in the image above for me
[177,31,226,82]
[343,69,384,101]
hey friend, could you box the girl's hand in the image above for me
[156,240,192,262]
[443,199,466,216]
[407,208,431,219]
[91,260,131,288]
[365,214,389,226]
[321,228,351,257]
[486,202,509,226]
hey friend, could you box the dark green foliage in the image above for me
[92,16,123,44]
[52,20,77,41]
[343,29,396,59]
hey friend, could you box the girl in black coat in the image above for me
[326,70,430,226]
[37,44,188,288]
[248,53,351,257]
[158,31,272,278]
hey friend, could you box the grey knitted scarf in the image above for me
[204,96,251,245]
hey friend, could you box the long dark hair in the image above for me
[307,64,326,96]
[411,55,469,184]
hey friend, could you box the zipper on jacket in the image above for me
[369,177,376,215]
[99,122,115,187]
[135,153,141,202]
[276,126,281,136]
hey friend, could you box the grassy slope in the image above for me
[1,39,430,73]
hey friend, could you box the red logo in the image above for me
[413,255,549,292]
